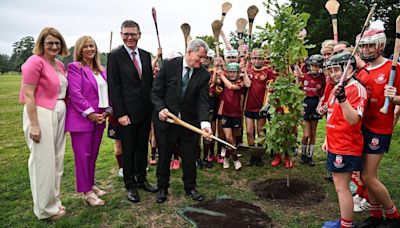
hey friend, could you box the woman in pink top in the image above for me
[19,27,69,220]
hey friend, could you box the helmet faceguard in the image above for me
[306,54,324,75]
[324,52,356,84]
[250,49,265,68]
[226,62,240,81]
[357,29,386,62]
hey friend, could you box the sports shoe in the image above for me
[271,154,281,166]
[118,168,123,178]
[378,218,400,228]
[284,155,293,169]
[172,159,180,170]
[322,219,340,228]
[299,155,308,164]
[353,194,370,213]
[221,148,226,157]
[216,155,224,164]
[307,157,315,167]
[357,216,383,228]
[207,155,215,163]
[233,160,242,171]
[149,157,157,165]
[223,158,230,169]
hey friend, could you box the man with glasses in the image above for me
[107,20,157,203]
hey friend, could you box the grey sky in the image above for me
[0,0,287,56]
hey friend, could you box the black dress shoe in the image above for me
[156,189,168,204]
[357,216,383,228]
[127,188,140,203]
[138,181,158,193]
[185,189,204,201]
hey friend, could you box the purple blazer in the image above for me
[65,62,109,132]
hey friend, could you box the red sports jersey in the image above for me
[357,59,400,134]
[320,77,334,105]
[300,73,326,97]
[218,81,245,117]
[245,66,275,112]
[326,80,367,156]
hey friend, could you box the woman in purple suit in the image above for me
[65,36,111,206]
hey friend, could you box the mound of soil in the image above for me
[253,178,325,207]
[181,198,273,228]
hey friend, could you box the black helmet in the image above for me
[324,52,356,73]
[306,54,324,74]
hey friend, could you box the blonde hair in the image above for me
[33,27,69,57]
[73,36,104,72]
[320,39,336,54]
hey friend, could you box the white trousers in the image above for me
[23,100,66,219]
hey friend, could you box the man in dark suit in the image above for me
[151,39,213,203]
[107,20,157,203]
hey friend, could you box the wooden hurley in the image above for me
[236,18,248,56]
[221,2,232,24]
[325,0,340,42]
[109,31,113,52]
[152,7,163,60]
[165,112,236,149]
[181,23,191,51]
[212,20,223,57]
[380,15,400,114]
[247,5,259,52]
[165,112,265,155]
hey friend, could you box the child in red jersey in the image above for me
[321,52,367,228]
[356,29,400,228]
[217,63,245,170]
[299,54,326,166]
[243,49,276,166]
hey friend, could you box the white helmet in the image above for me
[357,29,386,62]
[224,49,238,58]
[358,29,386,48]
[207,49,216,59]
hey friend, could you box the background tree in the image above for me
[9,36,34,71]
[196,35,223,57]
[290,0,400,56]
[59,46,74,67]
[0,54,10,74]
[257,0,312,186]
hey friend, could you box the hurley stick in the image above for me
[221,2,232,24]
[236,18,248,56]
[181,23,191,51]
[329,3,377,105]
[380,15,400,114]
[166,112,236,149]
[212,20,223,57]
[325,0,340,42]
[152,7,163,60]
[109,31,113,52]
[247,5,259,53]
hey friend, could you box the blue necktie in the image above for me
[181,67,190,98]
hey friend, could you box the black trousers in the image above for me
[120,118,151,190]
[155,124,198,191]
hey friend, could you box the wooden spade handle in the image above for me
[165,112,236,149]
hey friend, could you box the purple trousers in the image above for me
[70,125,104,193]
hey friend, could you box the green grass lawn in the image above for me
[1,74,399,227]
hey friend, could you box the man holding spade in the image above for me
[151,39,213,203]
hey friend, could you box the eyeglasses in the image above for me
[121,32,140,38]
[227,56,236,59]
[44,41,61,47]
